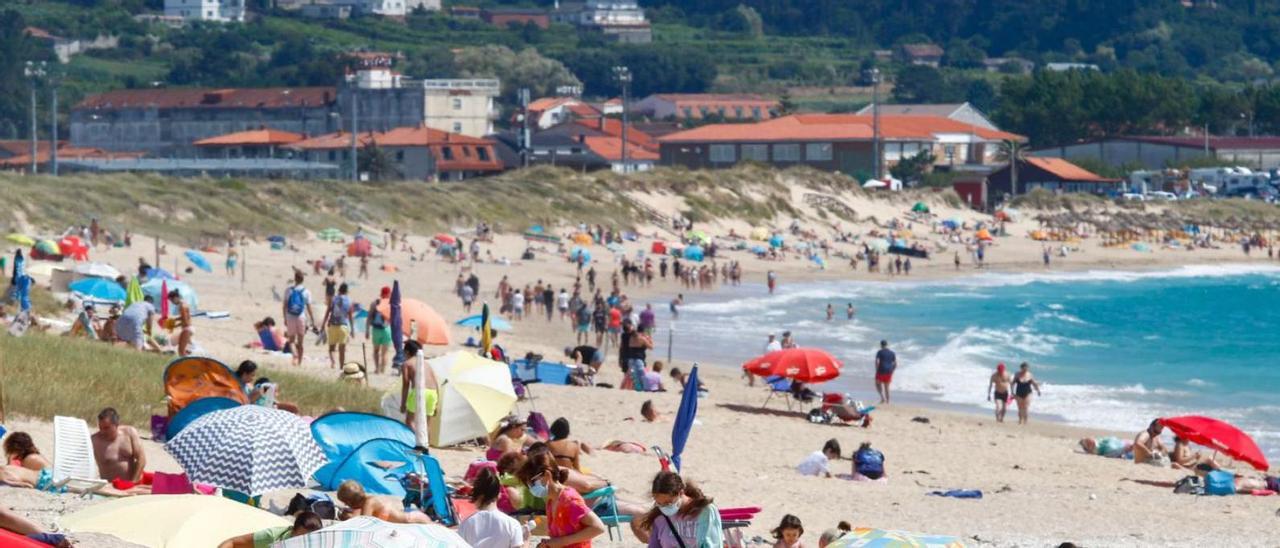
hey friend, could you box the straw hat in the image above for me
[340,362,365,381]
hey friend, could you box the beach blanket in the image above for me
[928,489,983,499]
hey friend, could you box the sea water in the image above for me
[663,264,1280,460]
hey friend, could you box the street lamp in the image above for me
[24,61,46,175]
[612,66,632,174]
[863,67,882,181]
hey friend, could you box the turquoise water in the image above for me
[666,265,1280,461]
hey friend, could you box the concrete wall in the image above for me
[424,93,494,137]
[1030,140,1210,170]
[337,87,424,133]
[660,140,872,175]
[70,106,335,154]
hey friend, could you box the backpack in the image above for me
[1173,475,1204,495]
[369,300,387,329]
[854,448,885,477]
[286,286,306,317]
[1205,470,1235,496]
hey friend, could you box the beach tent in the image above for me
[142,278,199,311]
[651,241,668,255]
[375,298,450,346]
[428,351,517,448]
[749,227,769,241]
[769,235,784,248]
[683,245,705,262]
[975,229,993,241]
[310,412,457,525]
[347,237,372,257]
[60,495,288,548]
[569,247,592,264]
[166,396,241,440]
[912,202,930,213]
[163,356,247,418]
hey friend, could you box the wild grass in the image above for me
[0,334,382,427]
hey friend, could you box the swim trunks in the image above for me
[875,373,893,384]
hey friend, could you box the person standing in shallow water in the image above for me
[987,363,1012,423]
[1011,362,1041,425]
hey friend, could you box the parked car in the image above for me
[1147,191,1177,201]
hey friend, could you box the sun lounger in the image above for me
[761,377,794,410]
[52,416,108,495]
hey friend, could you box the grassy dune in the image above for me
[0,334,382,426]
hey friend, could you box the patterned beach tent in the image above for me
[165,405,327,496]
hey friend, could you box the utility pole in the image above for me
[24,61,45,175]
[868,67,881,181]
[519,87,530,168]
[350,88,359,182]
[613,66,632,174]
[50,72,59,176]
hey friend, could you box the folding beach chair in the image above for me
[583,485,630,541]
[52,416,108,495]
[761,376,794,410]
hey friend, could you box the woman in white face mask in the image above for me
[640,471,722,548]
[518,452,605,548]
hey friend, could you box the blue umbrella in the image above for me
[390,281,404,366]
[145,267,177,281]
[569,247,591,264]
[456,314,512,332]
[142,278,199,310]
[769,235,784,248]
[670,365,701,472]
[70,277,127,303]
[185,250,212,273]
[683,245,704,262]
[267,235,286,243]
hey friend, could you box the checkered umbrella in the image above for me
[165,405,327,496]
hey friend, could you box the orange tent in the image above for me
[163,356,247,418]
[976,229,993,241]
[376,298,450,346]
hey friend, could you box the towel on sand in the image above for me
[928,489,983,499]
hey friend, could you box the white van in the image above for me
[1147,191,1177,201]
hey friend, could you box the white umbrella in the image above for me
[427,351,517,447]
[74,262,121,279]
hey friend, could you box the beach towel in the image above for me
[928,489,983,499]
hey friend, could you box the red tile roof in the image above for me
[193,128,307,147]
[573,118,656,151]
[583,136,658,162]
[781,114,1023,142]
[289,128,501,173]
[0,140,64,157]
[290,132,376,150]
[374,126,493,147]
[0,147,143,167]
[76,87,336,110]
[1024,157,1119,182]
[658,114,1023,144]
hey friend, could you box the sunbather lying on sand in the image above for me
[0,433,55,491]
[1079,436,1132,459]
[337,480,432,524]
[0,506,70,547]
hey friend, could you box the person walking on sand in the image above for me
[366,286,393,375]
[322,283,354,369]
[987,363,1012,423]
[169,290,194,356]
[874,340,896,404]
[1011,362,1041,424]
[283,272,315,367]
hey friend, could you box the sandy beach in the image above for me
[5,188,1280,547]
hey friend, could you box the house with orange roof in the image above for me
[581,135,658,173]
[523,97,602,130]
[657,114,1024,177]
[986,157,1123,200]
[0,145,143,174]
[193,128,307,159]
[289,126,500,181]
[632,94,779,122]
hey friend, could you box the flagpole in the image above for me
[414,352,428,448]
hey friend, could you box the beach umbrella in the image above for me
[769,235,784,248]
[184,250,212,273]
[427,351,517,448]
[456,312,512,332]
[569,246,592,264]
[1159,415,1269,471]
[571,233,592,245]
[479,302,493,356]
[742,348,842,383]
[58,235,89,260]
[376,297,450,346]
[390,281,404,366]
[683,245,704,262]
[911,202,930,213]
[347,238,372,257]
[686,230,710,245]
[749,227,769,241]
[274,516,468,548]
[60,494,289,548]
[317,228,344,242]
[145,267,177,281]
[70,277,127,303]
[433,233,457,245]
[670,365,700,472]
[5,233,34,247]
[975,229,993,241]
[74,262,121,279]
[142,278,198,310]
[33,239,60,256]
[827,527,964,548]
[125,276,145,307]
[165,405,327,496]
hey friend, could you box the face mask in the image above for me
[529,479,548,499]
[658,502,681,517]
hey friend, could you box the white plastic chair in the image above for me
[53,416,108,494]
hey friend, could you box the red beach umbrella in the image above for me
[742,348,842,383]
[1159,415,1270,472]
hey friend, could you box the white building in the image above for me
[423,79,500,137]
[164,0,245,22]
[553,1,651,43]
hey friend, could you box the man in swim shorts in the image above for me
[987,363,1012,423]
[874,340,896,404]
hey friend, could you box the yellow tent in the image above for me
[60,494,289,548]
[749,227,769,241]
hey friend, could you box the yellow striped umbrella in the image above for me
[427,351,517,447]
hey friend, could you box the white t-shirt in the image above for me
[556,292,570,309]
[796,450,830,476]
[765,340,782,353]
[459,508,524,548]
[512,293,525,308]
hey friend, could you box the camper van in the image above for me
[1188,167,1271,195]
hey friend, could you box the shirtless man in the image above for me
[1133,419,1169,465]
[1171,436,1220,473]
[91,408,147,483]
[986,363,1012,423]
[336,480,432,524]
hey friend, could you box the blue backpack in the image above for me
[854,448,885,477]
[286,286,306,317]
[1205,470,1235,496]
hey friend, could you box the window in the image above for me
[773,144,801,162]
[709,144,736,163]
[477,147,490,161]
[682,107,693,118]
[453,122,463,133]
[751,106,762,120]
[699,106,710,117]
[734,106,744,119]
[806,143,833,161]
[442,147,454,160]
[327,151,336,162]
[452,98,462,110]
[741,144,768,162]
[395,150,404,162]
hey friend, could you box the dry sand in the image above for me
[7,190,1280,547]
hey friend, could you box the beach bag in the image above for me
[1173,475,1204,495]
[286,286,306,317]
[369,303,387,329]
[807,408,830,424]
[286,492,337,519]
[1206,470,1235,496]
[854,448,885,478]
[150,415,169,443]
